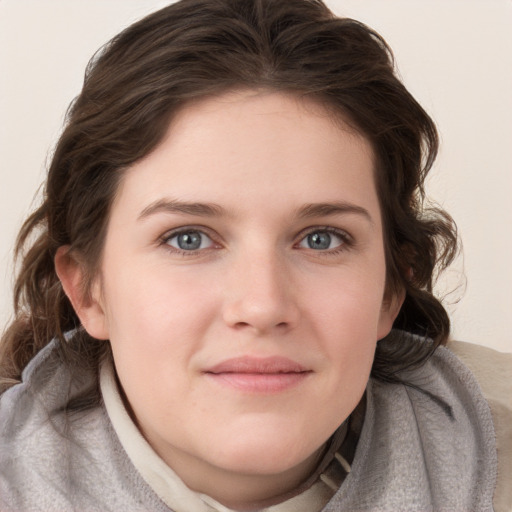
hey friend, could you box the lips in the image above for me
[204,356,311,393]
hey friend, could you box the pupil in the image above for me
[308,232,331,250]
[178,232,201,250]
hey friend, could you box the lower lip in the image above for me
[205,372,310,393]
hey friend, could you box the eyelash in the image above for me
[159,226,219,257]
[296,226,354,255]
[159,226,354,257]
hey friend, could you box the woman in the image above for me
[0,0,507,510]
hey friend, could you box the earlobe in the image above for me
[54,246,110,340]
[377,287,405,340]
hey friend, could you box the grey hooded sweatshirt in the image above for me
[0,332,497,511]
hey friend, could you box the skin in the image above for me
[57,90,402,509]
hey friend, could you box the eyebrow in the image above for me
[297,202,373,224]
[138,198,373,224]
[138,199,226,220]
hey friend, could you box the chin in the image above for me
[204,421,324,476]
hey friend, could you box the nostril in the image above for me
[234,321,251,329]
[232,320,290,332]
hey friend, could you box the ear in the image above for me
[377,286,405,340]
[55,246,109,340]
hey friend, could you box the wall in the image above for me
[0,0,511,352]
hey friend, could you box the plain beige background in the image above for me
[0,0,511,353]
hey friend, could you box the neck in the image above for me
[149,438,326,510]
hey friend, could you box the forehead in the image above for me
[114,90,378,220]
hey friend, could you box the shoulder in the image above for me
[0,340,91,509]
[0,338,171,512]
[446,340,512,512]
[446,340,512,405]
[327,333,498,511]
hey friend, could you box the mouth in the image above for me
[204,356,312,393]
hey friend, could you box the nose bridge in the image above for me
[222,244,298,333]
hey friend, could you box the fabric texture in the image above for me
[447,340,512,512]
[0,332,500,511]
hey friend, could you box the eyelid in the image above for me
[295,226,354,250]
[159,225,222,253]
[157,224,354,255]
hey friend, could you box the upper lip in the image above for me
[205,356,310,374]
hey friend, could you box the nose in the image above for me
[222,251,300,335]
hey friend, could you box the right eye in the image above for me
[164,230,214,252]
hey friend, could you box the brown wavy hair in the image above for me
[1,0,457,395]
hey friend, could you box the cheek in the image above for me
[304,266,385,385]
[102,262,220,368]
[308,265,386,335]
[102,267,219,420]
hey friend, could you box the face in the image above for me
[64,90,400,506]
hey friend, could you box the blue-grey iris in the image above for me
[308,232,331,250]
[177,231,202,250]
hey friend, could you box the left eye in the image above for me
[165,230,214,251]
[298,230,345,251]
